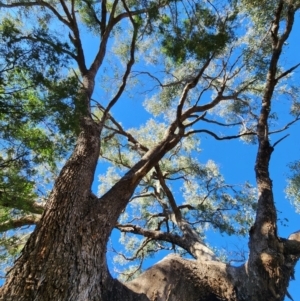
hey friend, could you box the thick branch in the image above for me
[64,0,87,74]
[284,231,300,256]
[0,215,40,233]
[101,0,107,36]
[243,7,299,300]
[253,2,296,242]
[89,0,119,76]
[126,254,236,301]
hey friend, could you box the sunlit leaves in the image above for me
[181,159,256,236]
[100,115,256,276]
[0,9,80,226]
[286,161,300,213]
[0,229,31,280]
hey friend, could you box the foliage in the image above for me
[286,161,300,214]
[0,8,81,263]
[0,0,300,292]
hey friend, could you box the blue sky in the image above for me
[0,3,299,300]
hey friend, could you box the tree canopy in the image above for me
[0,0,300,300]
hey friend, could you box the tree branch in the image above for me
[0,215,41,233]
[115,223,205,260]
[82,0,102,27]
[184,129,255,140]
[272,134,289,148]
[101,0,107,36]
[284,231,300,256]
[154,165,181,220]
[275,63,300,83]
[89,0,119,76]
[101,0,138,121]
[13,34,77,61]
[176,54,214,127]
[269,114,300,135]
[0,1,71,28]
[59,0,73,23]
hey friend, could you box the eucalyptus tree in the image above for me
[0,0,300,301]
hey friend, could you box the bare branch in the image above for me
[154,165,181,220]
[184,129,256,140]
[0,1,71,28]
[272,134,289,148]
[275,63,300,82]
[200,116,242,127]
[176,55,214,127]
[269,114,300,135]
[59,0,73,23]
[94,101,149,155]
[116,223,195,258]
[101,1,138,120]
[101,0,107,36]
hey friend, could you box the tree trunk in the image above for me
[1,109,299,301]
[1,1,300,299]
[1,93,300,301]
[0,114,105,300]
[0,107,187,300]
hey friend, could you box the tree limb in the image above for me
[0,1,71,28]
[275,62,300,83]
[284,231,300,256]
[184,129,256,140]
[0,214,41,233]
[101,0,138,121]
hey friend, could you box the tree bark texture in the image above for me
[1,1,300,301]
[1,104,300,301]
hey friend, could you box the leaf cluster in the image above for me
[157,2,236,63]
[0,15,82,228]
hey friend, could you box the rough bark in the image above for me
[1,1,300,301]
[0,114,103,300]
[1,100,299,301]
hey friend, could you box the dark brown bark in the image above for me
[1,1,300,301]
[0,114,103,300]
